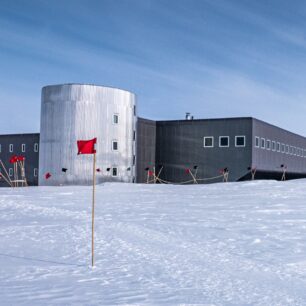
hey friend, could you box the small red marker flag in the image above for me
[185,168,190,174]
[17,156,25,161]
[77,138,97,155]
[9,155,18,164]
[148,170,153,176]
[45,172,51,180]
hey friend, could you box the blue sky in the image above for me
[1,0,306,134]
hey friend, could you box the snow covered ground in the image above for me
[1,180,306,305]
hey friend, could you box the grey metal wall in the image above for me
[252,118,306,178]
[136,118,156,183]
[154,118,253,183]
[39,84,136,186]
[0,133,39,187]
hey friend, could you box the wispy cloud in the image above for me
[0,0,306,134]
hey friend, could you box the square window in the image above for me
[219,136,229,147]
[272,141,276,151]
[112,167,118,177]
[21,144,26,152]
[277,142,280,152]
[261,138,265,149]
[112,140,118,151]
[281,144,285,153]
[266,140,271,150]
[113,114,119,124]
[204,137,214,148]
[34,143,39,152]
[290,146,293,155]
[34,168,38,177]
[235,136,245,147]
[255,136,260,148]
[286,145,289,154]
[9,144,13,152]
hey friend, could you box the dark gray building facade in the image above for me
[1,117,306,186]
[0,133,40,187]
[136,117,306,183]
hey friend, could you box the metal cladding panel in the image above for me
[136,118,156,183]
[39,84,136,186]
[0,133,40,187]
[155,118,253,183]
[252,118,306,176]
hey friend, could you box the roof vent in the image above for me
[185,112,192,120]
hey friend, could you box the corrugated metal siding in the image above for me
[155,118,253,183]
[136,118,156,183]
[252,118,306,175]
[39,84,136,186]
[0,133,40,186]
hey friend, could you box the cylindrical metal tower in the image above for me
[39,84,137,185]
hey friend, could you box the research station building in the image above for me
[1,83,306,187]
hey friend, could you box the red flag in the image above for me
[45,172,51,180]
[148,170,153,176]
[17,156,25,161]
[9,155,18,164]
[77,138,97,155]
[185,168,190,174]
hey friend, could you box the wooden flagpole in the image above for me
[0,160,13,187]
[91,152,96,267]
[189,170,198,184]
[146,170,150,184]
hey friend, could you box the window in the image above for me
[272,141,276,151]
[21,144,26,152]
[290,146,293,155]
[281,144,285,153]
[133,155,136,165]
[113,114,119,124]
[9,144,13,152]
[133,131,136,141]
[34,143,39,152]
[286,145,289,154]
[255,136,260,148]
[293,147,297,155]
[236,136,245,147]
[219,136,229,147]
[204,137,214,148]
[276,142,280,152]
[266,140,271,150]
[112,140,118,151]
[9,168,13,177]
[112,167,118,177]
[133,105,136,116]
[34,168,38,177]
[261,138,265,149]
